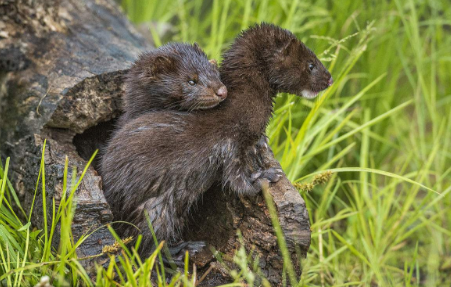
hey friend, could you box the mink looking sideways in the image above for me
[100,23,333,257]
[120,42,227,124]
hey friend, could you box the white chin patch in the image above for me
[301,90,319,99]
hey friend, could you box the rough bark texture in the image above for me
[0,0,311,284]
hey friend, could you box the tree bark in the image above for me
[0,0,311,284]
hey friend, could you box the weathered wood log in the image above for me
[0,0,311,284]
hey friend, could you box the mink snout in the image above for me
[215,85,228,99]
[328,77,334,86]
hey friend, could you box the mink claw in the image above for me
[251,167,283,184]
[259,167,283,183]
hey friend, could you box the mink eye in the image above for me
[188,80,196,86]
[308,64,315,71]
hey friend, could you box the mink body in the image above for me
[101,23,332,256]
[120,42,227,125]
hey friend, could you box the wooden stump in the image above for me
[0,0,311,284]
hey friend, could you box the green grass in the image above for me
[1,0,450,286]
[0,149,263,286]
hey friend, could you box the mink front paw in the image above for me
[252,167,283,184]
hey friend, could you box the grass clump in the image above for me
[0,146,271,286]
[0,147,186,286]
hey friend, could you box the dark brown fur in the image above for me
[120,42,227,124]
[101,23,332,256]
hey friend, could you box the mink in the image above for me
[74,43,225,172]
[101,23,333,257]
[120,42,227,125]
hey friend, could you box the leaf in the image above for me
[17,222,31,232]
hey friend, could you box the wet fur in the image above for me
[120,42,225,124]
[101,23,332,256]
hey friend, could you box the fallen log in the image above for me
[0,0,311,284]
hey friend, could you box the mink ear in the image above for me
[209,59,218,67]
[281,38,297,56]
[152,56,174,75]
[193,42,203,52]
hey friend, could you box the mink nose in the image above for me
[328,77,334,87]
[216,86,228,99]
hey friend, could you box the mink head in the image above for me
[224,23,333,99]
[267,35,333,99]
[124,43,227,117]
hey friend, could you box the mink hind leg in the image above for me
[121,196,206,264]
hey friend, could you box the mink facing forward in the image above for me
[76,43,226,171]
[120,42,227,124]
[101,23,333,256]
